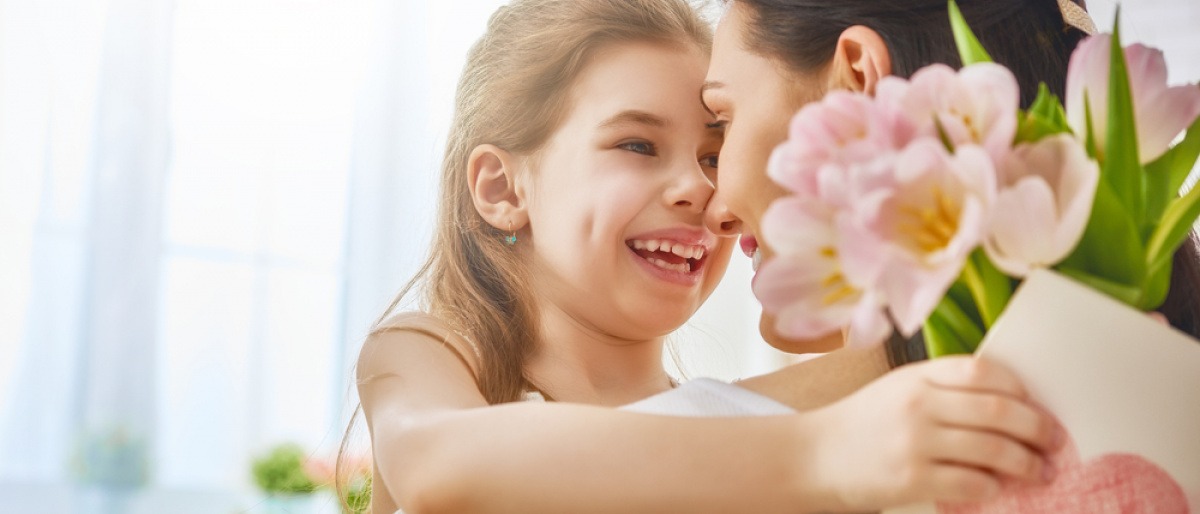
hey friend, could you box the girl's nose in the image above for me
[665,164,714,215]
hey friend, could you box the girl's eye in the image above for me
[618,141,657,156]
[700,153,719,169]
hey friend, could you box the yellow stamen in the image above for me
[822,283,858,306]
[898,186,961,254]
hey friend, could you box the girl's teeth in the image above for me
[648,257,690,274]
[752,248,763,271]
[628,239,707,264]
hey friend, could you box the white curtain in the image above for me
[0,0,521,510]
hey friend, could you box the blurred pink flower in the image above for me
[855,140,997,335]
[304,458,336,487]
[1066,34,1200,164]
[984,134,1099,277]
[754,197,893,347]
[890,63,1020,163]
[767,90,915,205]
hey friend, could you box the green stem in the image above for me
[961,250,1011,328]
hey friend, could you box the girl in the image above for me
[699,0,1200,355]
[349,1,1058,512]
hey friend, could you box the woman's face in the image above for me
[701,3,844,353]
[522,40,732,341]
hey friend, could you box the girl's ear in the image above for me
[827,25,892,95]
[467,144,528,231]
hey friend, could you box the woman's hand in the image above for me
[806,356,1061,511]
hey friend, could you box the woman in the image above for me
[699,0,1200,347]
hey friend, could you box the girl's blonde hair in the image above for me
[339,0,712,507]
[379,0,712,404]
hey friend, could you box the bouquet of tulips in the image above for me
[756,1,1200,356]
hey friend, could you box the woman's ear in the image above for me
[828,25,892,95]
[467,144,528,231]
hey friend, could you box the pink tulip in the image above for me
[984,134,1099,277]
[754,197,893,347]
[891,63,1020,164]
[768,90,915,205]
[854,139,997,335]
[1066,35,1200,164]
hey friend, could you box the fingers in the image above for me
[924,427,1052,484]
[920,464,1002,503]
[915,356,1028,399]
[924,388,1061,453]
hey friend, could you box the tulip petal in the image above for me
[1135,85,1200,163]
[760,197,833,256]
[754,256,850,339]
[846,291,892,348]
[986,177,1059,277]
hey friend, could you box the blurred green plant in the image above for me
[250,443,317,495]
[342,473,370,514]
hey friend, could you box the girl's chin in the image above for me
[759,314,845,355]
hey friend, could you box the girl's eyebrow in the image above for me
[598,110,668,130]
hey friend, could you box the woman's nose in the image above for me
[704,190,741,236]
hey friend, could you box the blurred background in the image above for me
[0,0,1196,512]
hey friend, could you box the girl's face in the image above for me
[522,41,732,340]
[701,4,844,353]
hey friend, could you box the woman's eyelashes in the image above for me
[618,140,657,156]
[700,153,719,169]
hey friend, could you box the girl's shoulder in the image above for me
[367,311,483,380]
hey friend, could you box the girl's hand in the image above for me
[807,356,1062,511]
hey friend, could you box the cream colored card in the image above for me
[884,269,1200,513]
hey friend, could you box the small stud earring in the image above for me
[505,221,518,245]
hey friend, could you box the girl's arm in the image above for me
[360,329,1059,514]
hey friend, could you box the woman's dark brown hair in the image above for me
[729,0,1087,107]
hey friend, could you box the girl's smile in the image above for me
[625,227,716,286]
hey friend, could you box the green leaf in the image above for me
[1140,256,1173,311]
[1145,173,1200,279]
[1060,178,1146,285]
[922,296,982,358]
[945,279,984,328]
[1145,116,1200,226]
[1057,267,1144,307]
[1016,83,1072,144]
[948,0,993,66]
[1102,10,1146,228]
[961,249,1013,328]
[1084,90,1101,162]
[922,317,957,358]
